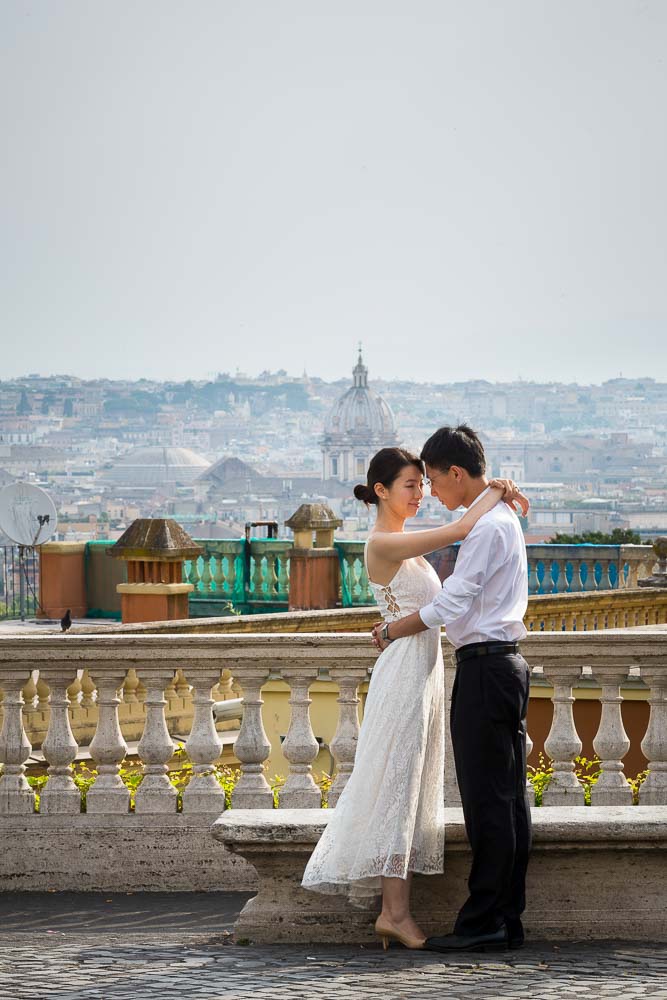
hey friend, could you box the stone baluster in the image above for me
[640,668,667,805]
[598,559,613,591]
[581,560,594,592]
[134,666,178,813]
[39,666,81,814]
[231,663,273,808]
[278,554,290,599]
[87,666,130,813]
[174,669,190,699]
[556,559,566,592]
[226,554,238,596]
[279,667,322,808]
[67,674,82,706]
[216,669,235,701]
[349,556,362,602]
[328,663,368,807]
[212,555,225,595]
[569,559,582,593]
[80,670,96,708]
[122,668,140,704]
[200,556,212,594]
[252,555,265,599]
[542,662,584,805]
[182,668,225,814]
[0,668,35,814]
[186,556,201,591]
[590,663,632,805]
[548,560,559,594]
[21,674,38,723]
[36,673,50,713]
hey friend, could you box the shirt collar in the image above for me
[465,485,491,512]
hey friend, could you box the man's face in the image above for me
[425,463,465,511]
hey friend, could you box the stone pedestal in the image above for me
[212,807,667,944]
[109,519,202,625]
[38,542,87,619]
[285,504,342,612]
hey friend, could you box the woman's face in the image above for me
[375,465,424,518]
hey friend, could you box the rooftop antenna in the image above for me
[0,482,58,621]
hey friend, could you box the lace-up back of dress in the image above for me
[364,543,442,622]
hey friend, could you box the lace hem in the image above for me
[302,860,445,909]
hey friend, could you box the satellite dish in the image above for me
[0,482,58,547]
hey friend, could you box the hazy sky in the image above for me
[2,1,666,385]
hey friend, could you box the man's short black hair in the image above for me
[420,424,486,477]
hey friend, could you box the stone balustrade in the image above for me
[31,538,657,624]
[524,587,667,631]
[1,630,666,823]
[0,627,665,928]
[336,540,657,608]
[526,543,655,594]
[185,539,291,614]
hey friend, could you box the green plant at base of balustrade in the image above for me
[222,601,242,617]
[266,771,333,808]
[26,773,48,810]
[527,752,553,806]
[627,769,649,805]
[317,771,333,808]
[574,755,602,805]
[26,751,333,811]
[528,752,648,805]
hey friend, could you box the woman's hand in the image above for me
[489,478,530,517]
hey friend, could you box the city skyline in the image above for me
[1,365,665,389]
[2,2,667,385]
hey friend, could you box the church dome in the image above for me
[103,446,210,487]
[321,351,398,483]
[324,351,396,441]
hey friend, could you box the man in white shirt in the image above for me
[373,424,531,953]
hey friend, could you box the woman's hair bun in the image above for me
[353,483,375,504]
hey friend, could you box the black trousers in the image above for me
[450,649,532,937]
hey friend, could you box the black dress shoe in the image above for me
[424,926,509,953]
[505,918,524,950]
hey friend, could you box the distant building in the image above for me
[322,350,398,482]
[102,446,211,492]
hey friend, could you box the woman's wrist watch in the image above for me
[380,622,394,644]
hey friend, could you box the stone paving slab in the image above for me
[0,893,666,999]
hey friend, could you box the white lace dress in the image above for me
[301,551,445,906]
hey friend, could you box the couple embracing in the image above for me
[302,425,532,954]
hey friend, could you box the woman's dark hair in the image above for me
[353,448,424,506]
[420,424,486,477]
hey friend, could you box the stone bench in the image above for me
[211,807,667,944]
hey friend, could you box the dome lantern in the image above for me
[352,348,369,389]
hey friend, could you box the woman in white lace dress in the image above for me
[301,447,526,950]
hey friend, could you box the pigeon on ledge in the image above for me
[60,609,72,632]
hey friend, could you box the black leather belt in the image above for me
[455,641,520,665]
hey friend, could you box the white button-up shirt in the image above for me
[419,487,528,649]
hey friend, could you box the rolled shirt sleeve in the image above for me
[419,520,498,629]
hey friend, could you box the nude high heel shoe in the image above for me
[375,916,426,950]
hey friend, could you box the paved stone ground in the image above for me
[0,893,666,1000]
